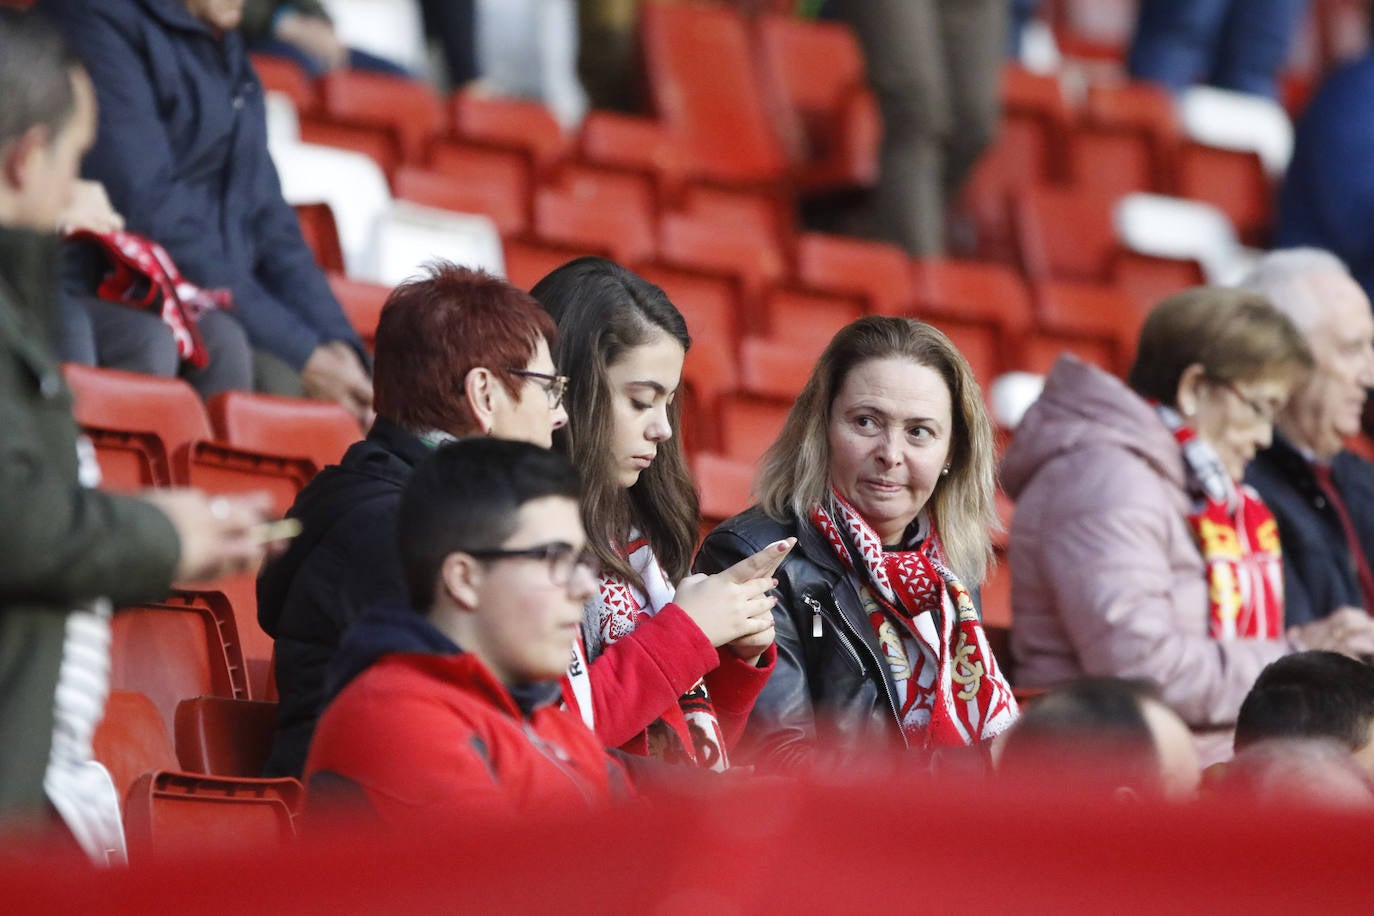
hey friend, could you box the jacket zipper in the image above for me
[521,723,596,806]
[805,590,908,748]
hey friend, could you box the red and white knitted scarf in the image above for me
[1156,405,1285,639]
[810,492,1018,748]
[66,229,230,369]
[590,535,730,770]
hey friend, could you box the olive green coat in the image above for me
[0,227,179,819]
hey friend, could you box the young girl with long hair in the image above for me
[532,257,791,769]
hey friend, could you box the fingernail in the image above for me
[771,578,778,587]
[777,542,788,551]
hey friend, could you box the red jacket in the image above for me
[566,602,777,758]
[306,643,631,823]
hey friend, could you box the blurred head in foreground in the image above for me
[997,678,1200,801]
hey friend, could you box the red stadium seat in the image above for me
[395,157,530,237]
[174,696,278,778]
[1072,81,1181,195]
[737,335,812,402]
[1050,0,1136,60]
[576,110,686,198]
[502,240,601,292]
[1002,67,1074,182]
[1176,144,1273,244]
[451,91,570,172]
[794,233,914,315]
[656,212,786,306]
[124,771,302,861]
[64,364,213,489]
[1113,251,1206,313]
[206,391,360,473]
[717,394,792,465]
[1014,183,1122,282]
[959,116,1059,260]
[532,174,656,264]
[641,2,789,186]
[110,593,250,736]
[93,690,179,818]
[677,185,789,249]
[1031,279,1145,375]
[761,287,863,354]
[755,14,879,193]
[250,54,317,114]
[693,452,756,530]
[425,141,534,232]
[294,203,346,274]
[938,320,1003,386]
[317,70,445,165]
[1017,331,1120,376]
[908,258,1035,334]
[326,274,389,349]
[297,119,400,180]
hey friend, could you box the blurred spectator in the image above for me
[303,439,633,822]
[830,0,1006,255]
[478,0,588,128]
[0,9,270,858]
[419,0,479,88]
[1003,288,1374,765]
[55,179,254,397]
[1127,0,1309,99]
[1243,250,1374,625]
[240,0,411,78]
[577,0,637,112]
[998,678,1200,801]
[1235,651,1374,776]
[36,0,373,421]
[1007,0,1042,58]
[1275,42,1374,302]
[258,264,566,779]
[1213,738,1374,809]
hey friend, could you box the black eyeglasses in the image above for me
[508,369,568,410]
[466,541,599,586]
[1211,377,1278,425]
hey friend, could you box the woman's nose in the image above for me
[646,405,673,442]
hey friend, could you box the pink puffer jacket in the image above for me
[1001,355,1289,762]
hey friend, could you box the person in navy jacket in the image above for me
[36,0,372,420]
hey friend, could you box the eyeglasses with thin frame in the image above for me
[508,369,568,410]
[465,541,599,586]
[1210,377,1278,425]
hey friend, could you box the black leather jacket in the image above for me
[695,506,913,773]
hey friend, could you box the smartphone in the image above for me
[249,518,303,545]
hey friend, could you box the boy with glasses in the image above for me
[304,438,632,820]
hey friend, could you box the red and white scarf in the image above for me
[810,492,1018,748]
[1156,405,1285,639]
[586,535,730,770]
[66,229,231,369]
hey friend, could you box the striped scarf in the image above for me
[1156,405,1285,639]
[810,492,1018,747]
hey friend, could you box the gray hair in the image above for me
[1239,248,1352,335]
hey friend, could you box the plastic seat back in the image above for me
[318,70,445,165]
[327,273,390,349]
[795,233,914,315]
[110,594,249,736]
[641,2,788,184]
[93,690,179,817]
[451,91,569,171]
[908,258,1035,333]
[400,149,530,236]
[206,391,360,474]
[693,452,756,530]
[174,696,278,778]
[124,772,302,861]
[1015,184,1122,282]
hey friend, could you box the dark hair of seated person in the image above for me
[998,677,1162,796]
[0,9,83,147]
[1234,651,1374,753]
[396,437,582,613]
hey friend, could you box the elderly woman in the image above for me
[1004,287,1374,765]
[697,316,1019,772]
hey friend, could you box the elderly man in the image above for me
[1243,248,1374,626]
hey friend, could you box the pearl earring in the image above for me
[941,466,950,477]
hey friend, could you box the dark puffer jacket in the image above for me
[695,507,912,773]
[256,419,425,778]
